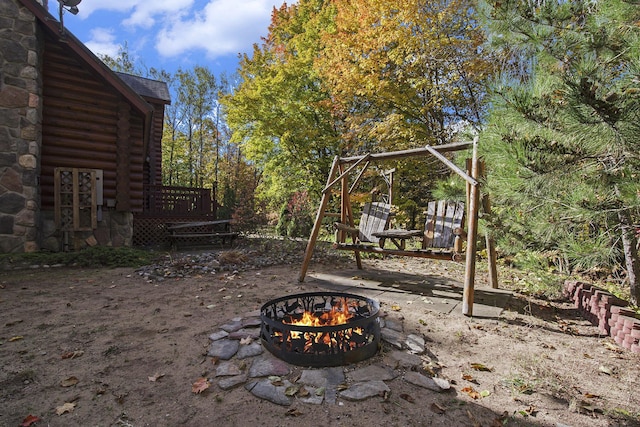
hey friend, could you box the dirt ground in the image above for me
[1,238,639,427]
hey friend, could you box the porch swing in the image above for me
[298,138,499,316]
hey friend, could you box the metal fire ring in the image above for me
[260,291,380,367]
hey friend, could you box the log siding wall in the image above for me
[40,33,146,213]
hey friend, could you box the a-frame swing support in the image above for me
[298,138,498,317]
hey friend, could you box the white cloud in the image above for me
[67,0,296,64]
[76,0,195,29]
[155,0,284,58]
[83,27,120,58]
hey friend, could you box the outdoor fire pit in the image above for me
[260,292,380,367]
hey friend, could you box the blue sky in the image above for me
[47,0,295,77]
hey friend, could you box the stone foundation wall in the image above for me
[40,211,133,252]
[0,0,42,253]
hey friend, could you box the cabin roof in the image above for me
[116,72,171,105]
[18,0,156,117]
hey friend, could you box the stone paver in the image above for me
[204,268,512,407]
[207,339,239,360]
[340,380,390,401]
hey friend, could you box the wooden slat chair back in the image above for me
[335,202,392,245]
[423,200,465,250]
[358,202,392,243]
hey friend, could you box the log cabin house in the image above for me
[0,0,216,253]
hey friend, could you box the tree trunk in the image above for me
[618,208,640,306]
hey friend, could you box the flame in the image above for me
[284,297,354,327]
[271,297,372,355]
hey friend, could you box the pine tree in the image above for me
[481,0,640,304]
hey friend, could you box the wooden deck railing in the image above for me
[141,184,216,218]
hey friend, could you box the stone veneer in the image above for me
[0,0,43,253]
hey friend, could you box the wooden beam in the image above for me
[348,160,371,194]
[462,140,480,316]
[333,244,460,261]
[424,145,478,187]
[480,161,499,289]
[323,153,371,193]
[339,141,474,164]
[299,156,340,282]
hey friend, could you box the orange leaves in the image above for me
[461,386,481,399]
[192,377,211,394]
[20,415,41,427]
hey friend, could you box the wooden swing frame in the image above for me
[298,138,499,316]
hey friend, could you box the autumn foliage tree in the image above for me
[222,0,341,209]
[319,0,496,151]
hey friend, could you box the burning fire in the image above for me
[284,297,354,327]
[276,297,367,354]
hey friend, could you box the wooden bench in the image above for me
[334,202,392,247]
[167,220,238,250]
[371,200,466,260]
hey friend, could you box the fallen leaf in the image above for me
[399,393,415,403]
[391,304,401,311]
[56,402,76,415]
[20,414,41,427]
[598,365,613,376]
[470,363,493,372]
[583,353,592,359]
[269,376,284,386]
[584,392,600,399]
[336,383,349,391]
[604,341,624,353]
[462,373,478,383]
[240,337,253,345]
[297,386,310,397]
[480,390,491,398]
[61,350,84,359]
[524,405,538,416]
[285,385,300,396]
[9,336,24,342]
[60,376,79,387]
[430,402,446,414]
[148,373,165,382]
[314,387,325,396]
[285,408,303,417]
[461,386,481,399]
[191,377,210,394]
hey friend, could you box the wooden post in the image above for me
[341,165,362,269]
[299,156,340,282]
[462,139,480,316]
[480,161,499,289]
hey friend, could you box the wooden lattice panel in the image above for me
[54,168,97,231]
[132,217,169,247]
[133,216,224,248]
